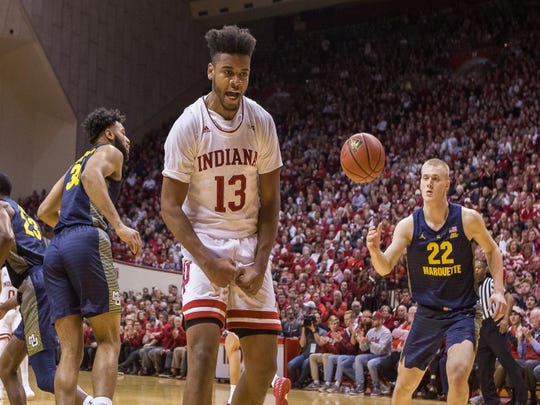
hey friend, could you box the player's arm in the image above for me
[463,207,506,317]
[160,177,236,288]
[0,202,15,265]
[367,216,412,276]
[82,145,124,229]
[254,167,280,272]
[82,145,142,256]
[0,295,18,320]
[236,167,281,294]
[37,174,66,227]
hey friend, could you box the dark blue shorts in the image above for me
[43,225,121,323]
[14,266,57,356]
[401,305,481,370]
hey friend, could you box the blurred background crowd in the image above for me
[15,0,539,399]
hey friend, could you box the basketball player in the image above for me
[161,25,287,405]
[0,266,34,400]
[366,158,506,405]
[0,173,92,405]
[38,108,142,405]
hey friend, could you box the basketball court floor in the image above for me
[22,370,447,404]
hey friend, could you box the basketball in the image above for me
[340,133,385,183]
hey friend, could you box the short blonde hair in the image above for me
[422,158,450,179]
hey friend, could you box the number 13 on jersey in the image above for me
[214,175,246,212]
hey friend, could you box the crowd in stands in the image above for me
[17,0,540,400]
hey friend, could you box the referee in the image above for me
[476,260,527,405]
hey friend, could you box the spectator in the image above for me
[287,312,325,389]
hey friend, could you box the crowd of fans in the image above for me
[18,0,539,399]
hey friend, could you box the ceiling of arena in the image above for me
[187,0,378,24]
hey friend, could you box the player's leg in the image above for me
[0,336,9,397]
[19,355,35,398]
[181,236,233,405]
[445,309,478,405]
[24,262,92,405]
[0,334,27,403]
[225,331,241,404]
[391,360,426,405]
[445,339,475,404]
[184,321,221,405]
[86,312,121,402]
[232,333,277,405]
[27,344,91,405]
[61,227,120,405]
[54,314,84,404]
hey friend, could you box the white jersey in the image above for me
[163,95,282,239]
[0,267,16,305]
[0,267,20,339]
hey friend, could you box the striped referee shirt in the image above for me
[478,276,494,320]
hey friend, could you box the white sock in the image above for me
[82,396,94,405]
[20,356,32,391]
[92,396,112,405]
[271,375,279,388]
[228,384,236,403]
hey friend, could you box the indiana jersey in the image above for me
[407,203,476,311]
[0,198,45,288]
[0,267,20,339]
[0,266,17,303]
[54,144,122,233]
[163,95,282,239]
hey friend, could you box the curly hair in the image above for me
[82,107,126,145]
[204,25,256,62]
[0,172,12,196]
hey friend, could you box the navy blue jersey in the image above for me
[1,198,46,288]
[407,203,477,311]
[54,144,122,233]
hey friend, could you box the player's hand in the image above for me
[235,264,265,295]
[0,308,6,320]
[489,291,507,321]
[117,224,143,257]
[498,319,509,334]
[205,257,237,288]
[366,223,382,250]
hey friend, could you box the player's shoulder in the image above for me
[0,199,15,216]
[394,214,414,241]
[243,96,273,121]
[397,214,414,230]
[93,143,123,161]
[169,99,203,135]
[460,205,482,224]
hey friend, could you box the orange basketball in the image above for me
[340,133,385,183]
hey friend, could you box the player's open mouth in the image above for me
[225,92,240,101]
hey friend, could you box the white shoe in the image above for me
[25,389,36,400]
[469,395,484,405]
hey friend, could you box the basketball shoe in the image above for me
[273,376,291,405]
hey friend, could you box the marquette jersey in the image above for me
[0,198,45,288]
[54,144,122,233]
[407,203,477,311]
[163,95,282,239]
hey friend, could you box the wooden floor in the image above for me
[14,370,447,405]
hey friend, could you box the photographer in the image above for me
[286,303,325,389]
